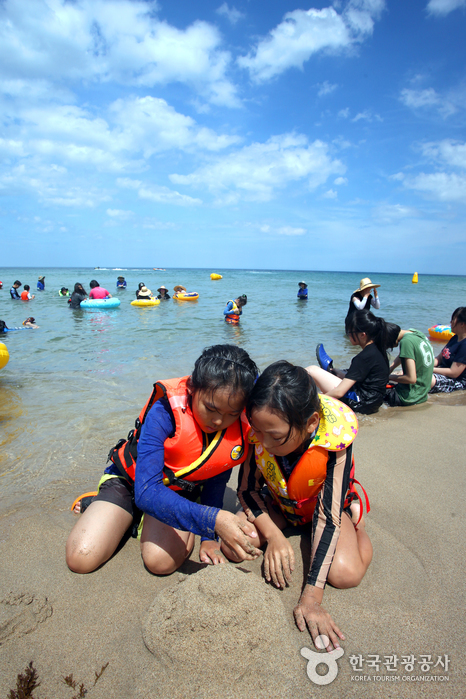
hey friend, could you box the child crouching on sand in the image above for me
[66,344,261,575]
[224,361,372,652]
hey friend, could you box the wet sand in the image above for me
[0,400,465,698]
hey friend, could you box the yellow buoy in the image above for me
[412,272,418,284]
[210,273,222,280]
[0,342,10,370]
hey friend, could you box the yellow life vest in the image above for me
[250,395,358,525]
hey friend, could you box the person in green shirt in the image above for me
[385,325,435,406]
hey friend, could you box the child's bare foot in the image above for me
[70,492,97,515]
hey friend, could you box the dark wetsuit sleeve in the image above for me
[307,445,353,589]
[199,469,232,542]
[134,401,220,540]
[237,448,268,519]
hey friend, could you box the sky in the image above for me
[1,0,466,273]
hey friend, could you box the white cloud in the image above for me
[169,133,345,203]
[142,218,176,230]
[372,203,420,221]
[216,3,245,25]
[323,189,338,198]
[420,140,466,169]
[0,162,111,207]
[110,96,241,155]
[317,81,338,97]
[426,0,466,16]
[0,96,239,182]
[0,0,239,107]
[237,0,385,83]
[276,226,306,236]
[403,172,466,203]
[352,110,382,122]
[106,208,134,219]
[400,88,456,117]
[334,176,348,185]
[117,178,202,206]
[338,108,350,119]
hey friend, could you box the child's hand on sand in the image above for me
[200,540,226,565]
[215,511,262,560]
[263,532,295,588]
[294,586,345,652]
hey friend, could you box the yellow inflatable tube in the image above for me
[131,298,160,307]
[428,325,453,342]
[210,273,222,280]
[0,342,9,370]
[174,292,199,301]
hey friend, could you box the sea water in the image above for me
[1,266,465,512]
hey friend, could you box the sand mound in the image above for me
[141,564,309,699]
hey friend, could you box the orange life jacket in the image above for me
[251,395,366,525]
[108,376,249,491]
[225,300,240,324]
[20,290,29,301]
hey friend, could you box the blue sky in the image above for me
[1,0,466,273]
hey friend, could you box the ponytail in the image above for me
[345,310,391,365]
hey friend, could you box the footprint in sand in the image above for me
[0,592,52,645]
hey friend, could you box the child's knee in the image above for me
[65,538,99,574]
[141,544,184,576]
[329,560,364,589]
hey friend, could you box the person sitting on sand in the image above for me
[68,283,87,309]
[224,295,247,324]
[429,307,466,394]
[346,278,380,323]
[297,281,308,300]
[116,276,127,288]
[226,361,372,652]
[88,280,112,300]
[37,276,45,291]
[157,286,170,300]
[20,285,35,301]
[136,286,154,300]
[23,317,39,328]
[66,344,262,575]
[384,325,434,406]
[309,310,390,414]
[10,281,21,299]
[59,287,69,297]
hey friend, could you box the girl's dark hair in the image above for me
[187,344,258,402]
[0,320,7,332]
[247,360,320,442]
[345,310,390,365]
[237,294,247,306]
[385,322,401,349]
[73,283,86,294]
[90,280,99,289]
[452,307,466,325]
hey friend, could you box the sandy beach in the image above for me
[1,398,465,698]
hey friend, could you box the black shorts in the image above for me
[93,477,143,537]
[384,387,404,407]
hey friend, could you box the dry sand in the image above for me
[0,399,465,698]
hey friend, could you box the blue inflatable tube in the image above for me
[80,298,121,310]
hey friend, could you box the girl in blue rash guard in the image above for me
[66,345,262,576]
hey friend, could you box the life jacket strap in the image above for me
[162,467,198,492]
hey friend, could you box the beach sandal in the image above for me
[70,491,98,514]
[316,343,334,373]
